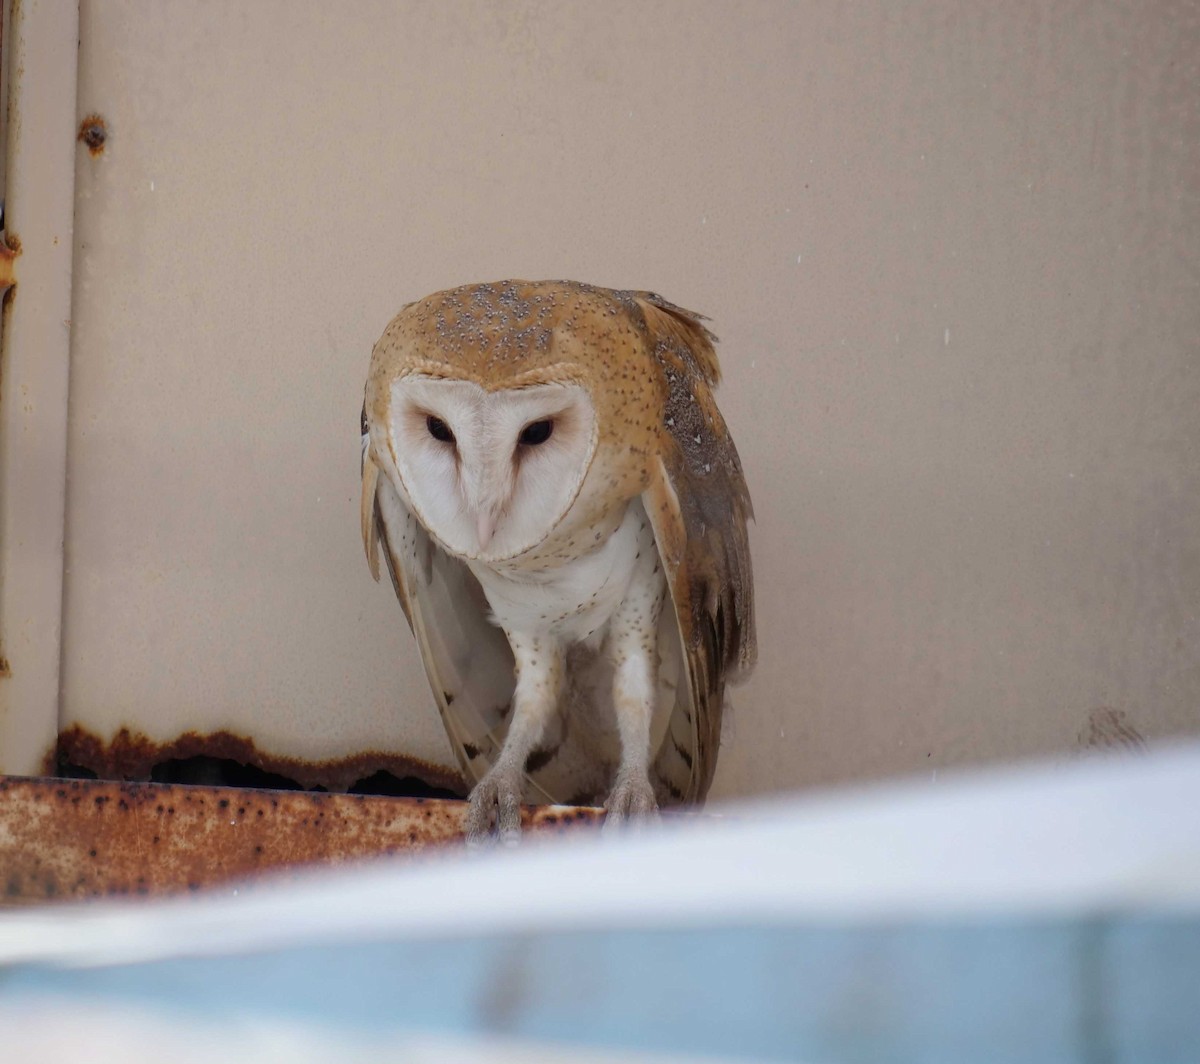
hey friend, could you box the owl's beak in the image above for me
[476,510,498,551]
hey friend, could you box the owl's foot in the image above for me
[603,771,659,833]
[465,765,525,848]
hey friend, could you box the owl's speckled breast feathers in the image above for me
[362,280,754,839]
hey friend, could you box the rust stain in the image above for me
[0,775,604,906]
[0,655,10,678]
[77,113,107,156]
[1,277,16,403]
[0,233,18,293]
[1079,707,1147,752]
[51,723,468,795]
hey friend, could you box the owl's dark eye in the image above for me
[518,419,554,446]
[426,415,455,444]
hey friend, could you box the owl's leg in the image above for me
[603,573,666,830]
[466,634,563,847]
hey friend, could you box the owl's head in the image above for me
[382,371,599,560]
[366,281,677,562]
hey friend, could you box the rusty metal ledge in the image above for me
[0,775,603,906]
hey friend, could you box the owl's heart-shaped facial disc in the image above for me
[385,375,598,561]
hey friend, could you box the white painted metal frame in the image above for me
[0,1,80,773]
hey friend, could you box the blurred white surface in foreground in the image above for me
[0,748,1197,1064]
[0,1001,734,1064]
[2,745,1198,969]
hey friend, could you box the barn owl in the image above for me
[360,280,755,844]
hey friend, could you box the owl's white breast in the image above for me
[467,498,661,647]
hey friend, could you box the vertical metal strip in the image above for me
[0,0,80,774]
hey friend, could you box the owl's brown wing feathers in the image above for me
[636,296,756,803]
[633,291,722,384]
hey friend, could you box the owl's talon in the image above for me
[465,767,525,846]
[603,772,659,833]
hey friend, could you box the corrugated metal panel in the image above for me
[0,0,79,775]
[26,0,1196,800]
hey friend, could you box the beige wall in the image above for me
[2,1,1197,797]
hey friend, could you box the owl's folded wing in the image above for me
[636,294,757,803]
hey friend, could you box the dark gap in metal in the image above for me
[52,755,460,800]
